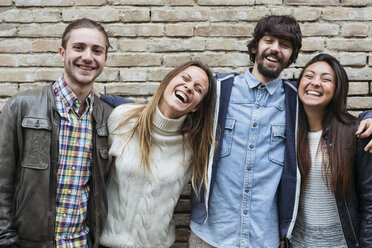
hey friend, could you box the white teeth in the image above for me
[175,90,188,103]
[79,65,93,71]
[267,56,278,62]
[306,90,321,96]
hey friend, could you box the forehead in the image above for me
[306,62,334,75]
[181,66,208,83]
[66,28,106,48]
[260,35,292,45]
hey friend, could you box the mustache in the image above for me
[263,51,281,62]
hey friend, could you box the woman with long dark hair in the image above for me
[98,61,216,248]
[288,54,372,247]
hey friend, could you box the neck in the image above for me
[304,106,324,132]
[71,85,92,103]
[251,63,275,84]
[63,75,93,103]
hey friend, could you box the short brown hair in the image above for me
[61,18,111,54]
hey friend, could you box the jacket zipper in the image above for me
[343,197,359,247]
[335,196,359,248]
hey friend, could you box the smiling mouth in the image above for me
[266,55,279,63]
[175,91,188,103]
[306,90,322,96]
[77,65,94,71]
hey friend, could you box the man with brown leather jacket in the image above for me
[0,18,113,248]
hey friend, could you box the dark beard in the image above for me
[257,62,282,80]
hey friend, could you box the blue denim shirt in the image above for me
[190,68,286,247]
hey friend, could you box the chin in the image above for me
[77,76,96,85]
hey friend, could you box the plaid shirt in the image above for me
[53,76,93,248]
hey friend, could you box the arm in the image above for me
[0,102,19,247]
[358,111,372,120]
[356,111,372,153]
[356,136,372,246]
[98,92,134,108]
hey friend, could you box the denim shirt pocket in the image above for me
[220,117,236,157]
[268,123,286,166]
[21,117,51,169]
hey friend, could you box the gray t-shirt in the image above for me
[290,131,347,248]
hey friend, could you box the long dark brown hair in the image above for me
[113,61,216,195]
[297,53,358,196]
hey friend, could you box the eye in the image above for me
[304,74,313,79]
[264,38,273,43]
[195,86,202,93]
[323,78,332,83]
[73,45,83,50]
[182,75,189,82]
[93,48,103,54]
[280,42,290,49]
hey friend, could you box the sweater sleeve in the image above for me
[100,94,134,108]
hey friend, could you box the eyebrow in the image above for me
[182,73,192,81]
[305,69,333,77]
[183,73,206,89]
[71,42,105,50]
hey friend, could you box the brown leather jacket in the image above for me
[0,84,113,248]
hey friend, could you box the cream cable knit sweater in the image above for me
[100,104,192,248]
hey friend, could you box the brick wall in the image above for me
[0,0,371,247]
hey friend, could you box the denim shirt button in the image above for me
[247,166,251,171]
[245,189,249,193]
[253,123,257,127]
[243,210,247,215]
[249,145,254,149]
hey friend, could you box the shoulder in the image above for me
[214,72,239,82]
[94,97,114,121]
[282,78,298,92]
[9,85,49,102]
[109,103,141,119]
[108,103,143,131]
[5,85,51,112]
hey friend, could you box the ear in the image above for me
[252,47,257,54]
[59,46,65,62]
[191,106,198,113]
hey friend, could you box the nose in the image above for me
[270,40,280,52]
[184,82,193,94]
[310,77,321,86]
[82,49,93,62]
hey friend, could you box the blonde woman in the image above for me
[99,61,215,248]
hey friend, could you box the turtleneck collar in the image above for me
[153,107,187,133]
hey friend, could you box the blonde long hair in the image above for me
[114,61,216,195]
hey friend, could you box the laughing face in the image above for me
[158,66,209,119]
[59,27,107,91]
[252,35,293,83]
[298,61,336,113]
